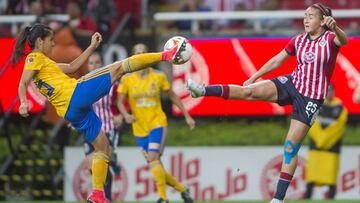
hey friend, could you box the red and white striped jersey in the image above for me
[93,83,119,133]
[285,31,339,100]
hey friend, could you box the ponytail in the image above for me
[12,26,31,66]
[11,24,52,66]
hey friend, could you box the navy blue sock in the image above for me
[205,85,229,99]
[274,172,293,200]
[104,169,113,200]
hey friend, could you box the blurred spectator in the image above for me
[203,0,256,11]
[82,0,116,36]
[0,0,8,14]
[304,85,348,199]
[66,1,97,38]
[43,0,70,14]
[29,1,46,24]
[6,0,32,14]
[176,0,212,30]
[66,1,97,49]
[246,0,291,30]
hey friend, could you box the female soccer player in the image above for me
[186,3,347,203]
[117,43,195,203]
[82,52,123,202]
[13,24,181,203]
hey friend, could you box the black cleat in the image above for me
[156,198,169,203]
[181,188,194,203]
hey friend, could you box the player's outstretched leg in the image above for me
[106,43,180,84]
[186,79,278,102]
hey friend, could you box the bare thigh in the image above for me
[229,80,278,102]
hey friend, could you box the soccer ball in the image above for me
[164,36,192,65]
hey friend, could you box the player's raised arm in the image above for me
[58,32,102,74]
[244,49,290,86]
[322,16,348,46]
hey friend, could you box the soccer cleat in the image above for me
[162,43,180,62]
[87,190,110,203]
[181,188,194,203]
[156,198,169,203]
[269,198,284,203]
[186,79,205,98]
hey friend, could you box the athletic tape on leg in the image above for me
[283,140,301,165]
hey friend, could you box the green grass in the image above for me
[1,201,359,203]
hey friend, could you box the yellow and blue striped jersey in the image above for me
[24,52,77,117]
[117,69,170,137]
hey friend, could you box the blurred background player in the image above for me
[304,84,348,199]
[117,43,196,203]
[14,24,181,203]
[186,3,348,203]
[83,52,123,202]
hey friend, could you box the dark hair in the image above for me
[310,3,333,19]
[12,24,52,66]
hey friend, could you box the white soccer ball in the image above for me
[164,36,192,65]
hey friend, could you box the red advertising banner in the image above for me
[0,38,46,113]
[173,37,360,116]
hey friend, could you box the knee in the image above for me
[147,152,160,163]
[283,140,301,165]
[242,86,253,100]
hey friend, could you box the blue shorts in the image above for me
[135,127,166,153]
[271,75,323,126]
[65,67,112,142]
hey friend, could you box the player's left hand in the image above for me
[322,16,337,31]
[90,32,102,49]
[19,101,29,117]
[185,116,196,130]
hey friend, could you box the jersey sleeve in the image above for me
[284,36,297,56]
[117,77,128,94]
[160,73,171,91]
[24,53,43,70]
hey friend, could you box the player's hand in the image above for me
[322,16,337,31]
[90,32,102,49]
[19,101,29,117]
[112,114,124,128]
[243,77,256,86]
[124,114,135,124]
[185,115,196,130]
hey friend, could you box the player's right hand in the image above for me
[124,114,135,124]
[90,32,102,49]
[19,101,29,117]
